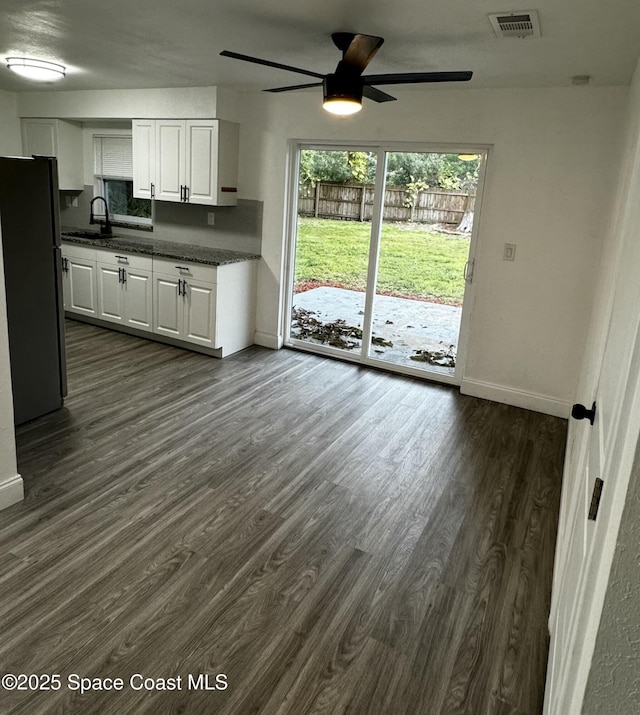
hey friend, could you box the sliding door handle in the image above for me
[464,260,474,283]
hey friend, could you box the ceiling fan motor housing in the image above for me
[323,73,364,104]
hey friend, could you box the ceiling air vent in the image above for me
[489,11,541,38]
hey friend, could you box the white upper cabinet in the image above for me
[131,119,156,200]
[155,120,186,203]
[21,118,84,190]
[132,119,239,206]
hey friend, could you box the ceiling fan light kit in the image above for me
[323,74,363,115]
[221,32,472,116]
[6,57,65,82]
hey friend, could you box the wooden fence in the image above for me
[298,182,476,226]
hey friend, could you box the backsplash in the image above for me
[59,186,263,255]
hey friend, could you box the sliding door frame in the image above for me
[283,139,491,386]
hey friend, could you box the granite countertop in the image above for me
[60,230,260,267]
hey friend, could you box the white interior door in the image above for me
[545,400,602,713]
[545,233,640,712]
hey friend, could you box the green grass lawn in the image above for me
[294,217,469,304]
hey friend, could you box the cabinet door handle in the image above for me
[184,186,189,202]
[121,268,126,284]
[118,267,122,284]
[150,182,155,199]
[182,279,188,296]
[174,265,190,271]
[178,278,182,296]
[180,185,185,202]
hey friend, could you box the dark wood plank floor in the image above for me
[0,320,566,714]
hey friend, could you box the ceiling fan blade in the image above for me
[364,71,473,85]
[220,50,324,79]
[264,82,323,93]
[363,85,396,103]
[337,33,384,74]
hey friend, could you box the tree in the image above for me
[299,149,480,192]
[299,149,375,186]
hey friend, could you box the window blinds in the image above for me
[94,136,133,179]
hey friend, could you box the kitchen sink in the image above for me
[63,230,114,239]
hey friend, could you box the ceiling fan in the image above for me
[221,32,473,116]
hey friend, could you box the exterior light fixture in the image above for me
[322,74,363,116]
[6,57,66,82]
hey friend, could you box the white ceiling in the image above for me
[1,0,640,94]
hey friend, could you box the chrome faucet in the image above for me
[89,196,112,235]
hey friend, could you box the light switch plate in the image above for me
[207,212,215,226]
[503,243,516,261]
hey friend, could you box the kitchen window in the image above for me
[94,135,151,226]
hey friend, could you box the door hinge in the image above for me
[588,478,604,521]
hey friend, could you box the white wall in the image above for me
[0,230,22,510]
[17,87,220,120]
[16,86,239,122]
[237,86,627,414]
[0,90,22,155]
[0,90,23,510]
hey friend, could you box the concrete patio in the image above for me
[291,286,462,368]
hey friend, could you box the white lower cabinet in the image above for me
[61,245,98,317]
[152,259,218,348]
[62,242,256,356]
[96,252,153,332]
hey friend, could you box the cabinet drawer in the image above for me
[61,243,97,261]
[95,250,153,271]
[152,257,217,284]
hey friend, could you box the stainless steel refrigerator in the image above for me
[0,155,67,425]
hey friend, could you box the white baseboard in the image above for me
[0,474,24,511]
[254,331,283,350]
[461,378,570,418]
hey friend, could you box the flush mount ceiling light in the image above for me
[6,57,66,82]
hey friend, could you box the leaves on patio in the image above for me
[291,307,393,351]
[410,343,457,367]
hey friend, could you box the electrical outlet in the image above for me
[503,243,516,261]
[207,212,215,226]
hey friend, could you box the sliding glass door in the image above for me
[286,144,485,384]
